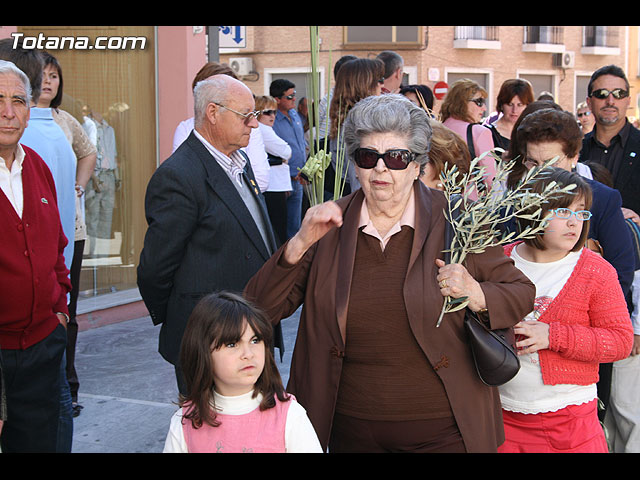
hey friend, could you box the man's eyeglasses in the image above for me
[551,208,592,221]
[214,103,261,121]
[577,111,591,118]
[280,91,296,100]
[589,88,629,100]
[353,148,415,170]
[469,97,486,107]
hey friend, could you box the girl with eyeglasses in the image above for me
[440,79,496,191]
[504,105,635,300]
[498,168,633,453]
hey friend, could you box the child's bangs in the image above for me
[209,302,271,351]
[542,181,592,213]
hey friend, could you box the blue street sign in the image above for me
[219,26,246,48]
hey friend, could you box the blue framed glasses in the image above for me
[551,208,592,221]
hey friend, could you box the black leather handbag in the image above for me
[444,194,520,387]
[463,309,520,386]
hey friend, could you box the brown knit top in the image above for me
[335,226,454,421]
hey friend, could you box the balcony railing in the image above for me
[454,26,499,42]
[583,26,619,48]
[523,26,564,45]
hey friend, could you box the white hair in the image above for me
[193,76,234,128]
[0,60,32,104]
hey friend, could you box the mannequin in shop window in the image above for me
[83,105,119,256]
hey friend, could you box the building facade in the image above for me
[0,26,633,315]
[219,26,630,117]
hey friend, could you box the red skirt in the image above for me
[498,399,608,453]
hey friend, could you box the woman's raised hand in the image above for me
[284,201,343,264]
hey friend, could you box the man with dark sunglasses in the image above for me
[580,65,639,215]
[579,64,640,453]
[270,78,307,239]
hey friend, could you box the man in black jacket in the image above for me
[137,75,280,394]
[580,64,640,222]
[579,64,640,449]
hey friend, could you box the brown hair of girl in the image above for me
[178,291,289,429]
[519,168,593,252]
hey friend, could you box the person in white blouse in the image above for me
[255,95,292,245]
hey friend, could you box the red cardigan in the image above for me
[0,145,71,350]
[504,242,633,385]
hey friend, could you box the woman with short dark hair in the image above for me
[487,78,534,152]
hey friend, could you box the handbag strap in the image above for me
[466,123,476,159]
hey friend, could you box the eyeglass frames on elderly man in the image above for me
[589,88,629,100]
[214,102,261,121]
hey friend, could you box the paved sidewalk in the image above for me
[71,310,300,453]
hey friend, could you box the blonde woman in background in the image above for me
[440,79,496,190]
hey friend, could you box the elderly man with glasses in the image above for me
[138,74,281,395]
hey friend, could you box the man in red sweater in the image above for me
[0,60,71,452]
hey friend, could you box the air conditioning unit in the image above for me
[229,57,254,76]
[553,51,575,69]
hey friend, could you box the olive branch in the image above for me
[436,151,576,327]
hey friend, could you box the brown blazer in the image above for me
[245,181,535,452]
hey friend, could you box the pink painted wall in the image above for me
[156,26,207,164]
[0,26,17,39]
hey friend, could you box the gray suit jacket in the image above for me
[137,132,280,365]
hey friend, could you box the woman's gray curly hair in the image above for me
[342,93,432,172]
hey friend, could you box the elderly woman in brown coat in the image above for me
[244,94,535,453]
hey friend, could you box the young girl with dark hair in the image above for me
[163,291,322,453]
[498,168,633,453]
